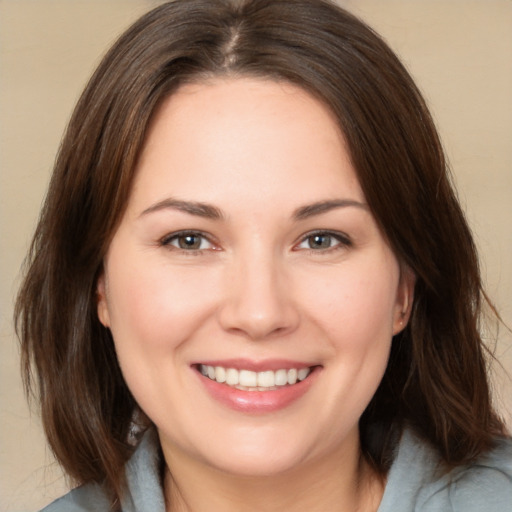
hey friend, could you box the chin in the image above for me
[205,448,309,478]
[194,425,332,478]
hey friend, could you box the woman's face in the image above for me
[97,78,413,477]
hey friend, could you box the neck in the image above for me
[162,431,384,512]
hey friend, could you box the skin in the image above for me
[97,78,414,511]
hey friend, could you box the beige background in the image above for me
[1,1,511,510]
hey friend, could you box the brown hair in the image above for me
[15,0,506,502]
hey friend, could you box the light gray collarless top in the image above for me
[42,427,512,512]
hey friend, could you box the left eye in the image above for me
[162,232,214,251]
[296,232,349,250]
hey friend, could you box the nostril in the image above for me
[217,294,300,340]
[216,259,301,339]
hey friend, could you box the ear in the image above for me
[392,265,416,335]
[96,271,111,328]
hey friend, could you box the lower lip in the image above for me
[196,368,319,413]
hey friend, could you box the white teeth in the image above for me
[199,365,312,389]
[258,370,274,387]
[297,368,310,381]
[225,368,239,386]
[239,370,257,387]
[275,369,288,386]
[215,366,226,383]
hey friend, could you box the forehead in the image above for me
[129,77,364,214]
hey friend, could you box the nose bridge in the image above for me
[218,241,299,339]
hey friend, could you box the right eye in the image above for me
[294,230,351,253]
[161,231,215,251]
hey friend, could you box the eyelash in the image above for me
[159,230,351,254]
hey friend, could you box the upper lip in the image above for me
[192,358,318,372]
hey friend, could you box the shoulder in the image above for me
[423,437,512,512]
[40,428,165,512]
[40,482,112,512]
[379,428,512,512]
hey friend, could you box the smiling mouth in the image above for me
[197,364,313,391]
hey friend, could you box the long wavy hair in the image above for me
[15,0,506,502]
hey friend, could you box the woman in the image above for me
[15,0,512,510]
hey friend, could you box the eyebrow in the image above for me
[293,199,368,220]
[140,198,224,220]
[140,197,367,221]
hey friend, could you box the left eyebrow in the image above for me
[293,199,369,220]
[139,198,224,220]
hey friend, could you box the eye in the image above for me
[295,231,351,251]
[161,231,215,251]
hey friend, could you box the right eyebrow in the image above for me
[139,198,224,220]
[293,199,368,220]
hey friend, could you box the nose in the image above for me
[217,251,300,340]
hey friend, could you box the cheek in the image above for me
[103,257,223,417]
[104,255,221,355]
[302,258,400,347]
